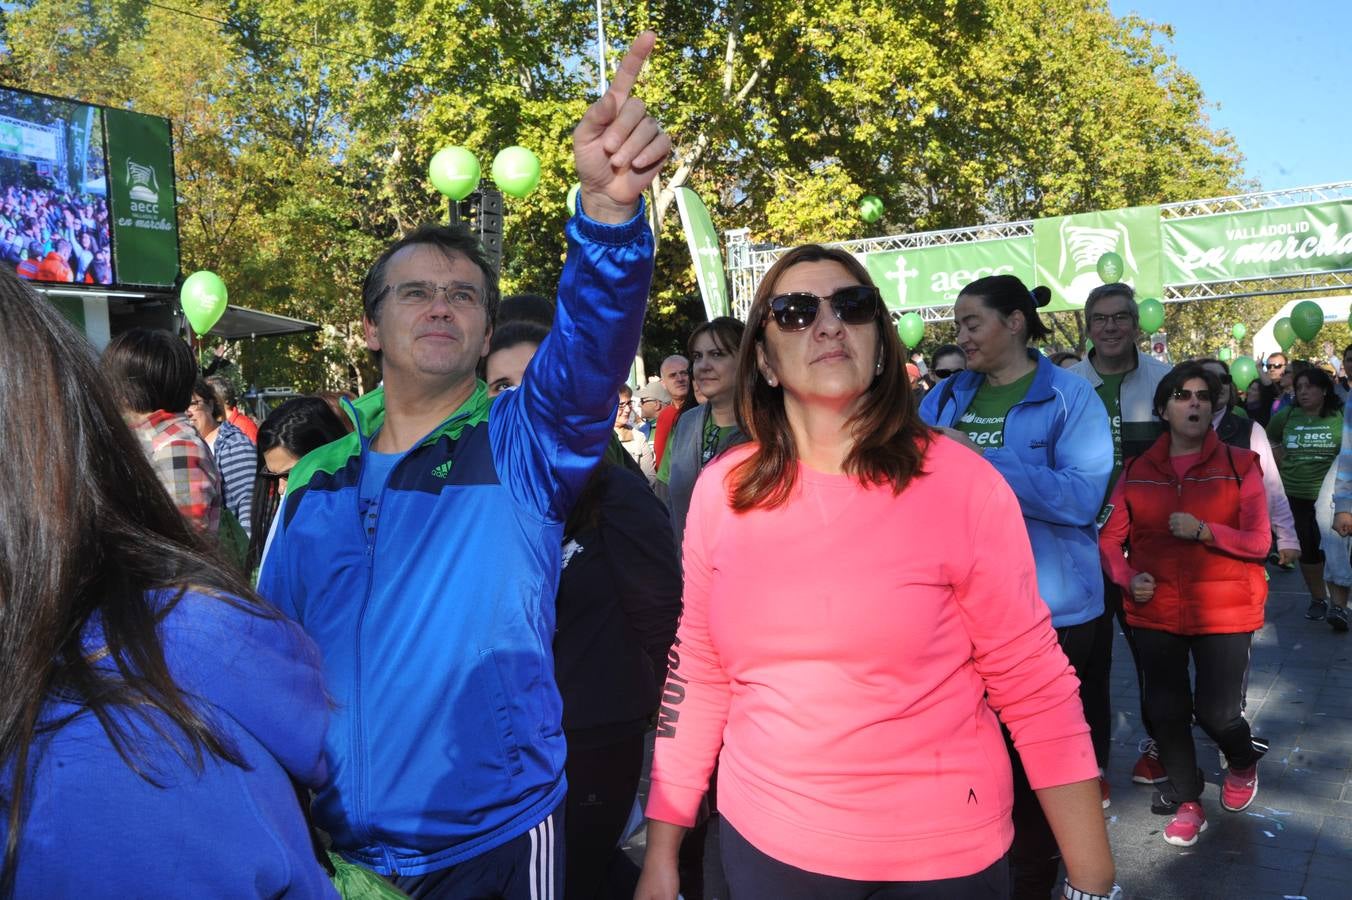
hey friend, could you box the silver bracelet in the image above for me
[1063,881,1122,900]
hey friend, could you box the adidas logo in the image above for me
[431,461,452,478]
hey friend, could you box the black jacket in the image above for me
[555,464,682,747]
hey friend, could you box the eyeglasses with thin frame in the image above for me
[1089,311,1135,328]
[766,285,881,333]
[385,281,484,309]
[1171,387,1213,403]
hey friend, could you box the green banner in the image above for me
[1034,205,1163,311]
[863,238,1035,310]
[674,187,729,320]
[1162,200,1352,284]
[105,108,179,287]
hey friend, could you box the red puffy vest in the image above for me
[1118,431,1267,635]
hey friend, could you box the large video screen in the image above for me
[0,89,113,285]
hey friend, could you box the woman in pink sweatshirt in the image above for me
[637,244,1116,900]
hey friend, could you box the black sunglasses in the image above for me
[767,285,881,333]
[1171,387,1213,403]
[259,468,292,481]
[933,367,961,380]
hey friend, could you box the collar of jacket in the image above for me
[344,380,492,452]
[948,349,1058,406]
[1140,427,1223,473]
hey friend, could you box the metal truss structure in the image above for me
[725,181,1352,320]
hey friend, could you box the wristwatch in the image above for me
[1063,881,1123,900]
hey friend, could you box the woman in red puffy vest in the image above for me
[1099,362,1271,851]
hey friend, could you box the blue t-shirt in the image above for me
[359,446,401,546]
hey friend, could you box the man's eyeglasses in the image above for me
[1265,361,1286,370]
[386,281,484,309]
[1171,387,1213,403]
[1089,312,1135,328]
[766,285,881,333]
[933,368,962,380]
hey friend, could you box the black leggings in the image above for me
[563,732,645,900]
[720,817,1008,899]
[1288,495,1326,565]
[1133,629,1263,803]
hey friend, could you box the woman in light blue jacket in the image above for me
[919,273,1113,900]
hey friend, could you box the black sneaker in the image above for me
[1329,605,1350,632]
[1307,598,1329,620]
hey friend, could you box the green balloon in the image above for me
[896,312,924,348]
[566,182,581,216]
[491,146,541,198]
[429,146,480,201]
[1231,323,1247,341]
[859,195,884,224]
[181,270,228,335]
[1273,317,1296,351]
[1096,251,1124,283]
[1218,347,1233,362]
[1230,356,1259,392]
[1290,300,1325,342]
[1137,298,1165,334]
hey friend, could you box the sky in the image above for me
[1111,0,1349,194]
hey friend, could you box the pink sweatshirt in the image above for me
[646,437,1097,882]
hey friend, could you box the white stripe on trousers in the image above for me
[528,814,555,900]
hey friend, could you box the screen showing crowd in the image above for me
[0,88,114,286]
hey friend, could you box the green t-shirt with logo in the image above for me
[956,369,1036,451]
[1267,407,1343,499]
[1094,371,1127,485]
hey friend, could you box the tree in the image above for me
[1,0,1252,387]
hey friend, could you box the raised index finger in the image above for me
[606,30,656,105]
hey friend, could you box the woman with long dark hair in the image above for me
[246,397,349,573]
[0,268,333,897]
[639,245,1115,900]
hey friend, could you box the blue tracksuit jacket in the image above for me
[920,352,1113,628]
[256,207,654,875]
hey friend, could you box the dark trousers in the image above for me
[562,733,644,900]
[1079,578,1119,768]
[1007,618,1097,900]
[1288,495,1326,564]
[720,817,1008,899]
[1133,629,1263,803]
[391,803,563,900]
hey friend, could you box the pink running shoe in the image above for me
[1163,801,1207,847]
[1221,764,1259,812]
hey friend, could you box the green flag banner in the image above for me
[1162,200,1352,284]
[105,108,179,287]
[675,187,729,320]
[863,238,1035,310]
[1033,205,1163,312]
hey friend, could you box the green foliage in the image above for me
[1,0,1248,391]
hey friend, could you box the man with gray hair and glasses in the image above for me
[1069,282,1174,804]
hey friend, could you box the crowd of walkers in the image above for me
[6,28,1352,900]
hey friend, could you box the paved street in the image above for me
[625,564,1352,899]
[1103,564,1352,900]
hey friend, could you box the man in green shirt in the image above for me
[1068,283,1174,794]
